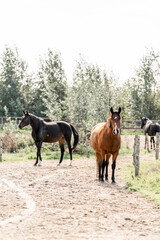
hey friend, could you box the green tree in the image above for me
[129,49,160,119]
[37,49,68,120]
[71,56,119,131]
[0,46,27,116]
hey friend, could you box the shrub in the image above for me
[2,132,17,153]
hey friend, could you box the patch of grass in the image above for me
[119,147,133,155]
[121,129,144,135]
[120,160,160,205]
[1,146,90,163]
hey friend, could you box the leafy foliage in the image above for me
[0,46,27,116]
[37,49,68,120]
[0,46,160,127]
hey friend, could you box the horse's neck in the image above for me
[30,115,42,132]
[103,118,112,132]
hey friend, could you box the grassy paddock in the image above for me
[120,159,160,206]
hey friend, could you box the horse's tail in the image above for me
[70,124,79,150]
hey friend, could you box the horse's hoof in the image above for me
[99,178,104,182]
[38,163,42,167]
[57,163,60,166]
[69,161,72,166]
[111,181,116,185]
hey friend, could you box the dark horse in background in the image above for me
[19,112,79,166]
[141,117,160,150]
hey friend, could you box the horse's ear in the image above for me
[23,111,25,115]
[26,111,29,115]
[118,107,121,114]
[110,107,113,114]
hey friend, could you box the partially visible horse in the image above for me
[19,112,79,166]
[90,107,121,183]
[141,117,160,150]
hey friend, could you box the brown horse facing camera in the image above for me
[90,107,121,183]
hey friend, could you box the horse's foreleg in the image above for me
[105,154,111,181]
[111,161,116,183]
[111,152,118,183]
[100,151,105,181]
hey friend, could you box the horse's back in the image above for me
[149,123,160,136]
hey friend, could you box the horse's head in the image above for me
[141,117,148,129]
[19,111,30,129]
[109,107,121,136]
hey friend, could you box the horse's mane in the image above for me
[29,113,44,122]
[105,113,112,127]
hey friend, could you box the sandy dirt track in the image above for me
[0,155,160,240]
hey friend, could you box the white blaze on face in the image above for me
[113,116,120,135]
[114,122,118,135]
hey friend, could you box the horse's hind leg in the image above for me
[34,141,42,166]
[152,137,155,150]
[67,142,72,166]
[150,137,153,149]
[97,151,105,181]
[58,139,65,166]
[65,133,72,166]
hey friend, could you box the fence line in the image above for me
[0,117,160,129]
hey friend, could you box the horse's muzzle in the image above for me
[19,124,22,129]
[113,129,119,136]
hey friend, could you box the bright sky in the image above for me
[0,0,160,83]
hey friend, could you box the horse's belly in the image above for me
[44,133,63,143]
[104,145,120,154]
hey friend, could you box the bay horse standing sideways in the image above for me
[141,117,160,150]
[19,112,79,166]
[90,107,121,183]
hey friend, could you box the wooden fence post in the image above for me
[155,132,160,160]
[0,138,2,162]
[85,133,90,158]
[133,135,140,176]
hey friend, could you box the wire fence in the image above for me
[1,117,160,130]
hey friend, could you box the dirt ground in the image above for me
[0,152,160,240]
